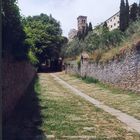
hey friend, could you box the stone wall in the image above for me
[2,56,36,119]
[66,43,140,92]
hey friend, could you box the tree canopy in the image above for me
[130,3,138,22]
[2,0,28,60]
[23,14,66,66]
[120,0,127,31]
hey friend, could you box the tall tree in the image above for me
[2,0,28,60]
[130,3,138,22]
[85,23,89,36]
[88,22,93,32]
[125,0,130,28]
[103,21,109,32]
[120,0,126,31]
[23,14,64,66]
[138,1,140,18]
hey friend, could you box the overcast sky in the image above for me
[18,0,138,37]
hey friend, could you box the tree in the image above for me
[2,0,28,60]
[120,0,126,31]
[23,14,64,66]
[77,24,88,40]
[85,23,89,36]
[88,22,93,32]
[130,3,138,22]
[138,1,140,18]
[103,21,109,32]
[125,0,130,28]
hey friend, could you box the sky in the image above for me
[18,0,138,37]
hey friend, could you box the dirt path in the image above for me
[51,73,140,134]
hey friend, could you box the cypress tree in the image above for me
[85,23,89,35]
[125,0,130,28]
[130,3,138,22]
[138,1,140,18]
[120,0,126,31]
[88,22,93,32]
[103,21,109,32]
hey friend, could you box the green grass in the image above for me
[37,73,140,139]
[76,74,138,95]
[75,75,99,84]
[34,77,41,94]
[57,72,140,120]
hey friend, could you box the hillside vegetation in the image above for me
[63,20,140,63]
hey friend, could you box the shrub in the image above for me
[82,76,99,84]
[28,50,39,65]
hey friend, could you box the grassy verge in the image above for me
[56,72,140,120]
[76,75,99,84]
[37,73,140,139]
[76,74,138,95]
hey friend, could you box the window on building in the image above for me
[82,20,85,23]
[111,25,112,28]
[114,23,116,26]
[114,17,115,19]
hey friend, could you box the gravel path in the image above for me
[51,73,140,134]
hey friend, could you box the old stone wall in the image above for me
[66,45,140,92]
[2,56,36,119]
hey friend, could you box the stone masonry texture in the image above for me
[2,56,36,120]
[66,44,140,92]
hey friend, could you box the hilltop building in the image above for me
[77,16,87,32]
[105,12,120,31]
[68,29,78,41]
[68,15,87,41]
[101,5,133,31]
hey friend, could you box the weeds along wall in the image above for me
[2,55,36,120]
[66,42,140,92]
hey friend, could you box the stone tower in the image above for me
[77,16,87,32]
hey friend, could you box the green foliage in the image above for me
[138,2,140,17]
[2,0,28,60]
[75,74,99,84]
[119,0,140,32]
[28,50,39,65]
[64,27,124,58]
[77,60,81,70]
[88,22,93,32]
[65,19,140,63]
[82,76,99,84]
[120,0,128,32]
[125,0,130,28]
[23,14,65,66]
[130,3,138,22]
[125,19,140,36]
[77,22,93,40]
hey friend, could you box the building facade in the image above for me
[77,16,87,32]
[105,12,120,31]
[68,29,78,41]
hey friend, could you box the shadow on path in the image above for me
[3,76,45,140]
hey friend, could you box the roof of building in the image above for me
[105,11,120,22]
[77,16,87,20]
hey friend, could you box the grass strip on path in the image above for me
[55,72,140,120]
[37,73,140,139]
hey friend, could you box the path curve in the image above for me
[50,73,140,134]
